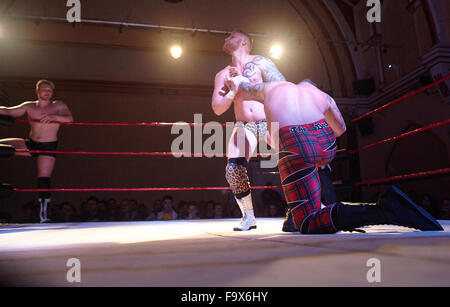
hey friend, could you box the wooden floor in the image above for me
[0,217,449,287]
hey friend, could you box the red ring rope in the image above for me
[15,119,231,127]
[15,149,274,157]
[348,119,450,154]
[357,168,450,186]
[351,74,450,123]
[14,185,283,193]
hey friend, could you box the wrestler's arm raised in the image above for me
[211,69,236,116]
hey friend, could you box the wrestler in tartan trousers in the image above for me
[278,119,338,234]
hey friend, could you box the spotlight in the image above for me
[170,45,183,59]
[269,44,283,60]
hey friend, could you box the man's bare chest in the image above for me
[239,57,264,84]
[28,104,58,118]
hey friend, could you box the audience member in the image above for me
[49,202,61,222]
[80,196,100,222]
[146,199,162,220]
[186,201,200,219]
[201,200,215,219]
[59,202,78,222]
[118,199,132,221]
[438,198,450,220]
[128,199,138,220]
[420,194,439,217]
[134,203,148,221]
[96,200,110,221]
[177,201,189,219]
[15,202,40,223]
[157,195,177,220]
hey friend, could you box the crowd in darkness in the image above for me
[0,186,287,224]
[0,188,449,224]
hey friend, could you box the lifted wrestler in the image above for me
[226,76,443,233]
[0,80,74,223]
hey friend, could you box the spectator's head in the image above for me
[421,194,434,211]
[162,195,174,213]
[49,203,61,220]
[97,200,106,211]
[107,198,117,208]
[119,199,131,220]
[187,202,198,218]
[129,199,138,210]
[443,198,450,209]
[87,196,98,215]
[205,200,215,218]
[153,199,162,213]
[137,203,147,216]
[441,198,450,215]
[60,202,76,222]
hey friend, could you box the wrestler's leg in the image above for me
[36,155,56,223]
[226,127,258,231]
[37,155,56,178]
[0,138,31,157]
[318,165,338,206]
[227,126,258,161]
[279,124,338,234]
[280,153,339,234]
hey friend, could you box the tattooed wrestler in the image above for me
[211,29,338,231]
[211,29,286,231]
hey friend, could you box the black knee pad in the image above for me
[37,177,51,199]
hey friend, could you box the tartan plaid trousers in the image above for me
[278,120,338,234]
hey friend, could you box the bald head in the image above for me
[223,29,252,54]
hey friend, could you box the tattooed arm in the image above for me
[225,76,267,103]
[255,56,286,82]
[238,82,267,102]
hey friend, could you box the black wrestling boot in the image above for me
[282,209,298,232]
[333,186,443,232]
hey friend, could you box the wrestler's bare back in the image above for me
[263,82,328,133]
